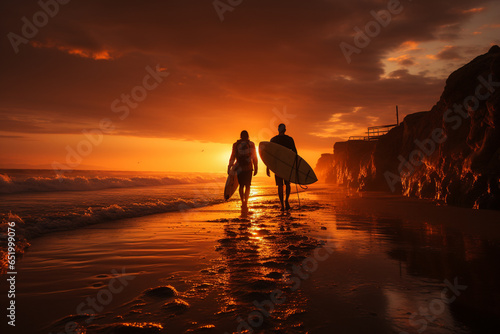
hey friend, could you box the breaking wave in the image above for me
[0,196,222,274]
[0,173,225,194]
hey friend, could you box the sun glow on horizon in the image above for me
[0,132,323,174]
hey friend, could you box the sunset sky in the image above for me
[1,0,499,173]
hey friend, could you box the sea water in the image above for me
[0,169,277,269]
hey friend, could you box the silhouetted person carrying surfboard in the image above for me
[228,130,258,212]
[266,123,297,211]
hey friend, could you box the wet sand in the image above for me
[2,186,500,333]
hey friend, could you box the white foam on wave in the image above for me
[0,173,225,194]
[0,214,30,274]
[0,196,222,273]
[29,197,220,238]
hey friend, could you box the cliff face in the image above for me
[315,153,335,183]
[321,46,500,209]
[330,140,377,188]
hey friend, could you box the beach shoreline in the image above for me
[1,186,500,333]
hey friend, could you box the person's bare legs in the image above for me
[239,184,250,211]
[285,183,291,210]
[244,185,251,204]
[278,185,284,211]
[239,185,245,208]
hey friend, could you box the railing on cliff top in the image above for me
[348,106,401,141]
[348,124,398,141]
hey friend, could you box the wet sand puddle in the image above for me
[206,202,327,333]
[43,200,328,334]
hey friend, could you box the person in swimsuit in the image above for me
[228,130,258,211]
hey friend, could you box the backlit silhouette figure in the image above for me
[228,130,258,212]
[266,123,297,211]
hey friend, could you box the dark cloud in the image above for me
[0,0,496,152]
[435,46,462,60]
[0,134,25,139]
[388,55,416,66]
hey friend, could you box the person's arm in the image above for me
[268,136,274,176]
[291,138,297,154]
[228,143,236,174]
[252,143,258,175]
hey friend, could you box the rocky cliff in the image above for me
[315,153,335,183]
[319,45,500,209]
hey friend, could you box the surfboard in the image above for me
[224,164,239,201]
[259,141,318,185]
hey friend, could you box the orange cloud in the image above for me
[387,55,415,66]
[478,23,500,30]
[399,41,420,51]
[66,49,112,60]
[31,41,113,60]
[462,7,485,14]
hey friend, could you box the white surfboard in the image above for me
[259,141,318,185]
[224,164,239,201]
